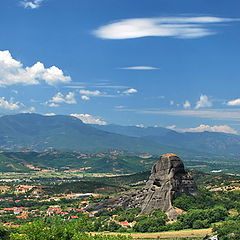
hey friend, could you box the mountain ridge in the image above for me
[0,113,239,156]
[94,123,240,155]
[0,113,185,154]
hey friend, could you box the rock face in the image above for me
[120,153,198,219]
[88,153,198,219]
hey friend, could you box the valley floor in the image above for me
[90,228,212,239]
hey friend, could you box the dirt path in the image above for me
[90,228,212,239]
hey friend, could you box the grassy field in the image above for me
[90,228,212,239]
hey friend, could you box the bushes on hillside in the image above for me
[133,210,168,232]
[176,207,228,229]
[173,188,240,211]
[8,217,132,240]
[213,220,240,240]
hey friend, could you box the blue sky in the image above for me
[1,0,240,134]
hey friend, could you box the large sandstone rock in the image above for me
[88,154,198,219]
[120,153,198,219]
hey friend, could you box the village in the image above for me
[0,181,135,230]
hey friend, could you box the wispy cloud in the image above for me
[144,109,240,121]
[65,81,129,90]
[115,107,240,121]
[64,85,85,89]
[120,66,159,70]
[94,16,239,40]
[0,50,71,86]
[79,89,102,96]
[79,88,136,99]
[21,0,44,9]
[114,105,126,109]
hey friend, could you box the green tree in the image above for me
[213,221,240,240]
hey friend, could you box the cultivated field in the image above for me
[91,228,212,239]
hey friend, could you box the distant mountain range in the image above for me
[95,124,240,156]
[0,113,182,154]
[0,113,240,156]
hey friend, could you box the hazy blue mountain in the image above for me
[93,124,174,137]
[0,113,183,154]
[1,113,239,156]
[94,124,240,155]
[145,131,240,155]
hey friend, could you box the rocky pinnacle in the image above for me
[120,153,198,219]
[88,153,198,220]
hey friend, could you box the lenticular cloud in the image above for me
[94,16,239,39]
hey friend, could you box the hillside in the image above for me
[0,151,157,173]
[1,150,240,174]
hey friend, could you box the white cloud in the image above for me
[183,100,191,109]
[21,0,43,9]
[170,100,174,106]
[0,50,71,86]
[227,98,240,106]
[79,89,102,96]
[46,92,76,107]
[94,16,239,40]
[47,103,59,108]
[195,95,212,109]
[41,66,71,85]
[120,66,159,70]
[0,97,21,110]
[184,124,238,134]
[166,124,237,135]
[43,113,56,116]
[166,125,177,130]
[70,113,107,125]
[81,95,90,101]
[20,106,36,113]
[136,124,144,128]
[123,88,138,94]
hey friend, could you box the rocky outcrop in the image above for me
[88,153,198,219]
[119,153,198,219]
